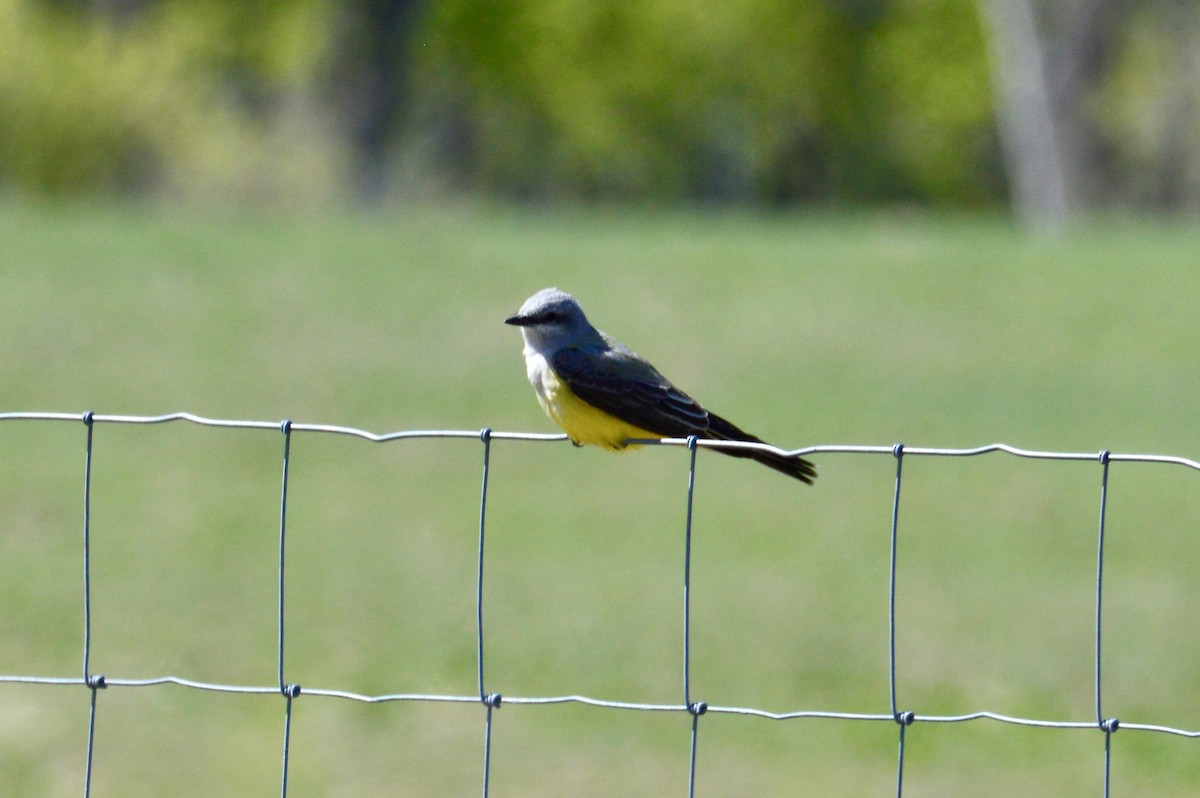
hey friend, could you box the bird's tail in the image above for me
[702,414,817,485]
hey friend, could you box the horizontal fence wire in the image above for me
[1,410,1199,797]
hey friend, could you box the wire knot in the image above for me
[280,419,292,434]
[894,710,915,726]
[688,701,708,716]
[82,410,95,427]
[1100,717,1119,734]
[1098,449,1111,465]
[686,434,699,451]
[892,443,905,459]
[282,683,301,699]
[87,673,106,690]
[479,427,492,443]
[482,692,502,709]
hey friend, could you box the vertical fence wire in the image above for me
[81,412,95,683]
[895,718,910,798]
[476,429,500,798]
[682,436,706,798]
[1095,450,1115,798]
[277,420,297,798]
[682,435,699,711]
[1103,722,1116,798]
[688,712,703,798]
[280,686,299,798]
[80,411,101,798]
[887,444,913,797]
[278,420,293,693]
[84,686,100,798]
[888,443,905,722]
[1094,450,1111,726]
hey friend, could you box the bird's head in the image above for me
[505,288,596,352]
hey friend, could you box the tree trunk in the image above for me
[978,0,1070,232]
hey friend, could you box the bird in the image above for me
[504,288,815,484]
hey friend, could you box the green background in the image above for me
[1,203,1198,795]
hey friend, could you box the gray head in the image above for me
[505,288,601,352]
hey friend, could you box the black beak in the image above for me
[504,313,529,326]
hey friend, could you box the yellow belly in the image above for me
[535,366,659,450]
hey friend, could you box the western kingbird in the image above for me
[505,288,816,484]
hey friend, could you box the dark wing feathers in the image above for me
[704,412,818,484]
[551,345,816,484]
[551,346,707,436]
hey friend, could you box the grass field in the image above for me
[1,200,1198,796]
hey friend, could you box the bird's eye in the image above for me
[544,311,559,322]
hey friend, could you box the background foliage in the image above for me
[2,0,1198,208]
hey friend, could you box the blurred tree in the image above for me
[979,0,1200,220]
[85,0,146,21]
[325,0,428,197]
[1143,2,1200,208]
[979,0,1070,231]
[1037,0,1131,209]
[1099,0,1200,209]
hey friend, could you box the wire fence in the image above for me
[1,410,1199,796]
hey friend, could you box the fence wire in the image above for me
[1,410,1199,797]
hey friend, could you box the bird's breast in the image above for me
[523,351,553,399]
[521,351,656,450]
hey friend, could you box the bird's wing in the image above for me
[553,341,816,483]
[550,344,711,437]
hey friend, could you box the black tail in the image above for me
[702,414,817,485]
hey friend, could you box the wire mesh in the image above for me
[1,410,1198,797]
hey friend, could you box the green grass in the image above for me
[1,200,1199,795]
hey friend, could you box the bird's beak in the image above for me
[504,313,529,326]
